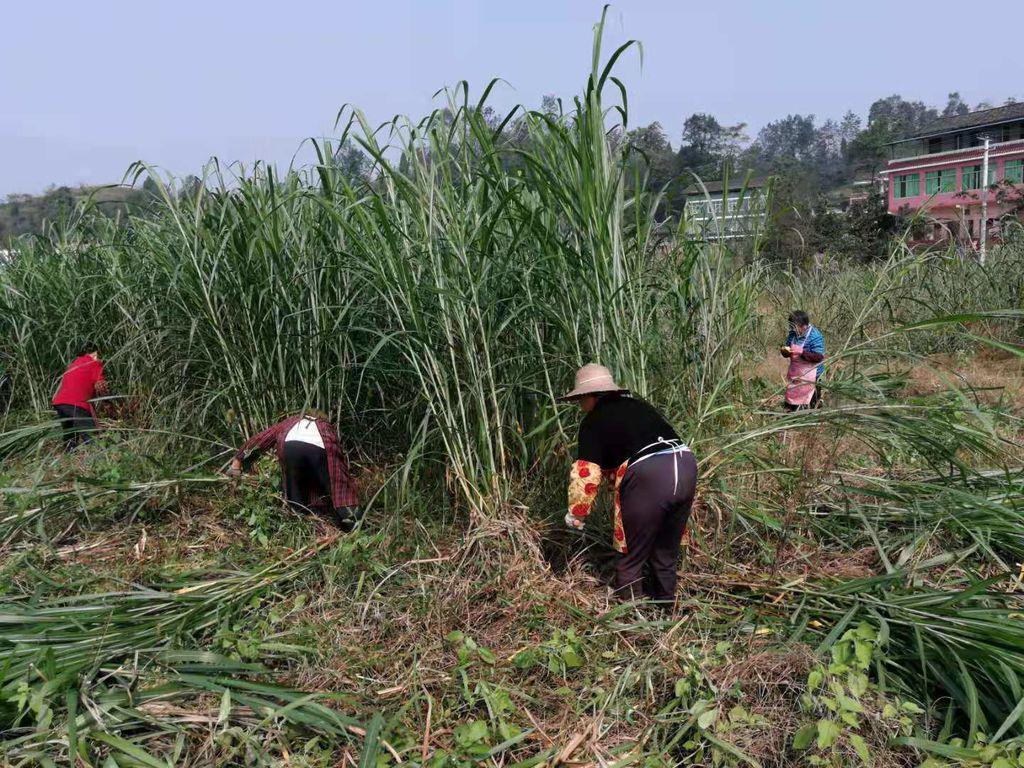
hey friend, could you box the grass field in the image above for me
[3,13,1024,768]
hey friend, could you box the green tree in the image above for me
[675,113,747,180]
[749,114,818,169]
[942,92,970,117]
[846,95,939,175]
[332,140,372,185]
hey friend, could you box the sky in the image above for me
[2,0,1022,199]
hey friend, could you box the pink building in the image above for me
[881,104,1024,245]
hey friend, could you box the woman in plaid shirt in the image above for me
[228,411,360,530]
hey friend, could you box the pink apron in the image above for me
[785,340,818,406]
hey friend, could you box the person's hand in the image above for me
[564,512,584,530]
[225,459,242,478]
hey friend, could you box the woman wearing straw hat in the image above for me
[561,363,697,607]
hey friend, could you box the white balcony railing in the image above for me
[883,138,1024,174]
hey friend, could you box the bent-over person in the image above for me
[229,411,360,531]
[561,364,697,608]
[52,342,108,449]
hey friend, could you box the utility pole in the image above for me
[980,134,990,265]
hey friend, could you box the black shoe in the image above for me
[333,505,361,532]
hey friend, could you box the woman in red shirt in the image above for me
[52,342,108,448]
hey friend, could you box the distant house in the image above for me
[880,103,1024,245]
[683,177,769,241]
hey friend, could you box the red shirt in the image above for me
[52,355,105,414]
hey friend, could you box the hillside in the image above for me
[0,183,154,241]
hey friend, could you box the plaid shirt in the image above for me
[235,415,359,509]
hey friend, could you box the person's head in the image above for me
[81,341,99,359]
[560,363,628,411]
[788,310,810,335]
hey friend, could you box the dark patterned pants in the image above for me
[616,450,698,606]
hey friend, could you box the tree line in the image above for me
[625,91,1017,212]
[2,91,1017,256]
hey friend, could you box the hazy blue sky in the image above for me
[2,1,1021,198]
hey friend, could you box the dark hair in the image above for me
[788,310,809,327]
[81,341,99,355]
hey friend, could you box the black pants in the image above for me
[281,440,332,514]
[54,404,95,449]
[616,450,698,605]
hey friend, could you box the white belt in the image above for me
[628,438,691,495]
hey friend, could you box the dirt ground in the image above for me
[904,348,1024,402]
[749,347,1024,406]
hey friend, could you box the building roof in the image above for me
[897,102,1024,142]
[684,177,768,196]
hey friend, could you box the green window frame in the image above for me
[925,169,957,194]
[987,162,1000,185]
[894,173,920,198]
[1006,159,1024,184]
[962,165,982,190]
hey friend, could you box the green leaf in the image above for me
[838,694,864,714]
[697,707,719,729]
[497,720,521,741]
[91,733,170,768]
[849,734,870,765]
[853,639,873,669]
[807,669,824,690]
[847,673,869,698]
[65,688,79,762]
[816,720,840,750]
[217,688,232,726]
[455,719,489,747]
[512,650,535,669]
[900,700,925,715]
[793,723,817,750]
[853,623,876,641]
[991,695,1024,742]
[840,711,860,728]
[561,647,582,668]
[729,705,749,723]
[359,712,384,768]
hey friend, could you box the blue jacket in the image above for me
[786,326,825,378]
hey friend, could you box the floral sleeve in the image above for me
[568,460,602,521]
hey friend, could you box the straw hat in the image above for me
[559,363,628,401]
